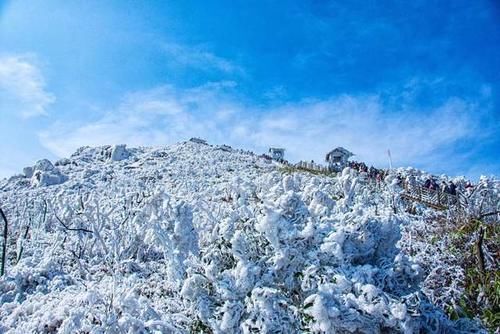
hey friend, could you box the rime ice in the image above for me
[0,140,494,333]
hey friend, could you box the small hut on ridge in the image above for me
[269,147,285,161]
[325,147,353,172]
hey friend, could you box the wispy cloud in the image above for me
[38,81,241,157]
[162,43,244,74]
[0,55,55,118]
[247,96,485,171]
[38,80,491,177]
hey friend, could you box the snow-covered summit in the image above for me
[0,140,496,333]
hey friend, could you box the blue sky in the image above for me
[1,0,499,179]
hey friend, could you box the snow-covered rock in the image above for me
[110,144,129,161]
[29,159,67,187]
[22,166,33,178]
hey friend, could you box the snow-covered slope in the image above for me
[0,141,495,333]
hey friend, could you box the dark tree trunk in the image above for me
[0,206,7,276]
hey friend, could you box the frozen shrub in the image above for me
[0,142,490,333]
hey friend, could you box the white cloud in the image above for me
[38,83,239,157]
[38,82,488,174]
[0,55,55,118]
[246,96,481,170]
[162,43,244,74]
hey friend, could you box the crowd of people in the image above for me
[348,161,388,183]
[421,178,458,195]
[422,177,476,196]
[348,160,474,198]
[264,154,474,199]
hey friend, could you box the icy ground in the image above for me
[0,141,495,333]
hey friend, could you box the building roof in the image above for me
[189,137,208,145]
[269,147,285,153]
[325,147,354,160]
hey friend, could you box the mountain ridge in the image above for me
[0,140,497,333]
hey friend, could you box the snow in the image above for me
[0,140,495,333]
[110,144,130,161]
[29,159,67,187]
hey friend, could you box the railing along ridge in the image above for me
[402,183,461,209]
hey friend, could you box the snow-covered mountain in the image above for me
[0,140,497,333]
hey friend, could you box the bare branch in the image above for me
[479,210,500,219]
[53,212,93,234]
